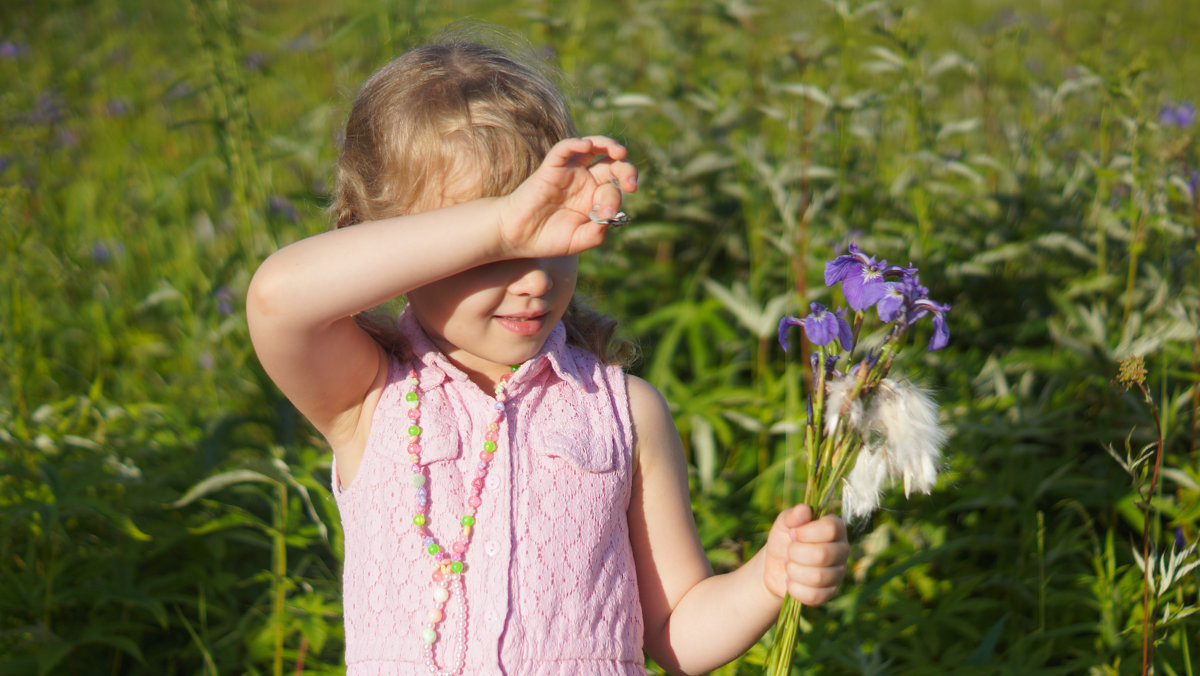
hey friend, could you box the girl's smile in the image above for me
[407,255,578,388]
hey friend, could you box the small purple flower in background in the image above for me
[29,92,63,125]
[214,286,235,316]
[0,41,29,59]
[91,240,125,265]
[288,34,315,52]
[243,52,268,72]
[1177,527,1188,551]
[1159,101,1196,128]
[0,155,11,173]
[269,195,299,223]
[198,352,215,371]
[779,302,854,352]
[106,98,131,117]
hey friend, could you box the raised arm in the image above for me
[246,137,636,481]
[627,375,848,675]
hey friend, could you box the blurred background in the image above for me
[2,0,1198,673]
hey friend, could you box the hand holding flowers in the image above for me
[763,244,951,674]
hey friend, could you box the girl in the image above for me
[247,35,849,675]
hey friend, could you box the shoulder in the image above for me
[624,375,681,470]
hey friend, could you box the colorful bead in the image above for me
[404,363,521,675]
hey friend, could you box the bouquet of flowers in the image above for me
[764,244,951,675]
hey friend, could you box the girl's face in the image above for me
[407,255,578,388]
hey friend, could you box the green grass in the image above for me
[2,0,1198,673]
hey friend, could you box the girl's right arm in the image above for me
[246,136,636,481]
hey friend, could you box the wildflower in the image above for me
[1176,527,1187,552]
[0,41,28,59]
[1159,101,1196,128]
[778,302,854,352]
[841,379,945,519]
[214,286,235,316]
[842,447,888,520]
[911,298,951,351]
[269,195,299,223]
[106,98,131,117]
[1117,355,1148,390]
[824,374,863,437]
[91,241,124,265]
[824,244,891,311]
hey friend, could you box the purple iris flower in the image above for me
[825,244,892,311]
[1160,101,1196,128]
[778,302,854,352]
[911,298,952,351]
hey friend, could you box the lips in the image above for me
[494,312,548,337]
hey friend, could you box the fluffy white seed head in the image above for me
[824,375,864,438]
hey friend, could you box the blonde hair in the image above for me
[332,33,634,366]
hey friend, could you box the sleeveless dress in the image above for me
[333,310,646,675]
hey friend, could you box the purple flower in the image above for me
[1160,101,1196,128]
[778,302,854,352]
[106,98,131,117]
[0,41,28,59]
[825,244,898,311]
[269,195,299,223]
[1176,527,1187,551]
[911,298,952,351]
[214,286,235,316]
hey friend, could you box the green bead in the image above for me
[427,543,441,556]
[483,441,497,453]
[461,515,475,527]
[413,514,426,526]
[449,561,464,573]
[509,364,520,371]
[405,391,419,402]
[411,474,425,487]
[408,425,421,437]
[421,628,436,644]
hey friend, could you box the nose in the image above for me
[507,259,553,297]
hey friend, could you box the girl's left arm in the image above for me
[626,375,849,676]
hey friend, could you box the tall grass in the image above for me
[1,0,1198,673]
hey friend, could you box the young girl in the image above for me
[248,35,849,675]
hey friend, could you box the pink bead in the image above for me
[428,608,444,624]
[432,569,444,583]
[407,443,421,454]
[411,464,421,473]
[471,478,484,489]
[467,496,482,508]
[485,431,499,442]
[452,542,466,554]
[407,408,420,420]
[479,452,492,462]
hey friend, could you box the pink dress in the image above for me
[334,310,645,675]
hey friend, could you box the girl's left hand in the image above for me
[762,505,849,606]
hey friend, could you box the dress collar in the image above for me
[396,307,585,394]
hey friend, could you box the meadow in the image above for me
[2,0,1198,673]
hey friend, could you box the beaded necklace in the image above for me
[404,364,518,676]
